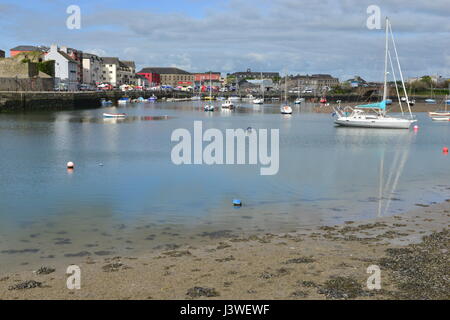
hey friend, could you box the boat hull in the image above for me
[334,117,416,129]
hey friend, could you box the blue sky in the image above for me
[0,0,448,81]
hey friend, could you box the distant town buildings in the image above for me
[0,49,5,58]
[9,45,48,58]
[136,69,161,87]
[345,75,367,88]
[101,57,136,87]
[64,47,83,84]
[44,44,78,90]
[290,74,339,91]
[82,53,103,86]
[229,68,280,82]
[137,67,194,88]
[194,72,221,83]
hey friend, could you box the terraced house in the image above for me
[101,57,136,86]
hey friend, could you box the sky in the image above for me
[0,0,449,81]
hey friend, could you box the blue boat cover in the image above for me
[355,100,387,110]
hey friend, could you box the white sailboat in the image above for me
[294,80,303,104]
[204,72,214,112]
[280,73,293,114]
[333,18,416,129]
[253,72,265,104]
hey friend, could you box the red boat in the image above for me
[320,97,327,104]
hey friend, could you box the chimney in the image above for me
[60,46,68,53]
[50,44,58,53]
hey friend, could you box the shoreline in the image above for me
[1,199,448,299]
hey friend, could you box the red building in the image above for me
[136,70,161,86]
[194,72,221,83]
[10,45,47,58]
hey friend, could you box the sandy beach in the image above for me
[0,198,448,300]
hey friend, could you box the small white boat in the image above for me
[431,116,450,121]
[221,99,235,109]
[253,98,264,104]
[117,97,130,104]
[148,95,157,101]
[229,96,240,101]
[429,96,450,119]
[294,98,304,104]
[100,99,112,106]
[103,113,126,118]
[280,105,293,114]
[425,98,436,104]
[204,105,214,112]
[244,94,254,100]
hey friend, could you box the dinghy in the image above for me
[103,113,126,118]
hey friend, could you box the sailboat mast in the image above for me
[382,17,389,103]
[285,74,288,103]
[260,72,264,100]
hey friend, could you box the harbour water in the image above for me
[1,101,450,272]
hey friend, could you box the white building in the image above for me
[101,57,120,86]
[44,44,78,90]
[82,53,103,86]
[101,57,135,86]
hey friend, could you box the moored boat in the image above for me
[117,97,130,104]
[280,105,293,114]
[221,99,235,109]
[103,113,126,118]
[332,18,416,130]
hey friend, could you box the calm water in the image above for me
[1,101,450,271]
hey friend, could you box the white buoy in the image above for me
[67,161,74,169]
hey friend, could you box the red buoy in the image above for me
[67,161,74,169]
[443,147,449,154]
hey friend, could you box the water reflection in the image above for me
[334,128,415,218]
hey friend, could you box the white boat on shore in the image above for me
[253,98,264,104]
[333,18,416,130]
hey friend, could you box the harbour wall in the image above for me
[0,90,442,112]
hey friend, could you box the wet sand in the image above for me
[0,200,448,300]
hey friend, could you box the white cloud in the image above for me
[2,0,449,80]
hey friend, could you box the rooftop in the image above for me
[102,57,121,65]
[10,45,47,52]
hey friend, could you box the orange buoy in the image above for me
[67,161,74,169]
[443,147,449,153]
